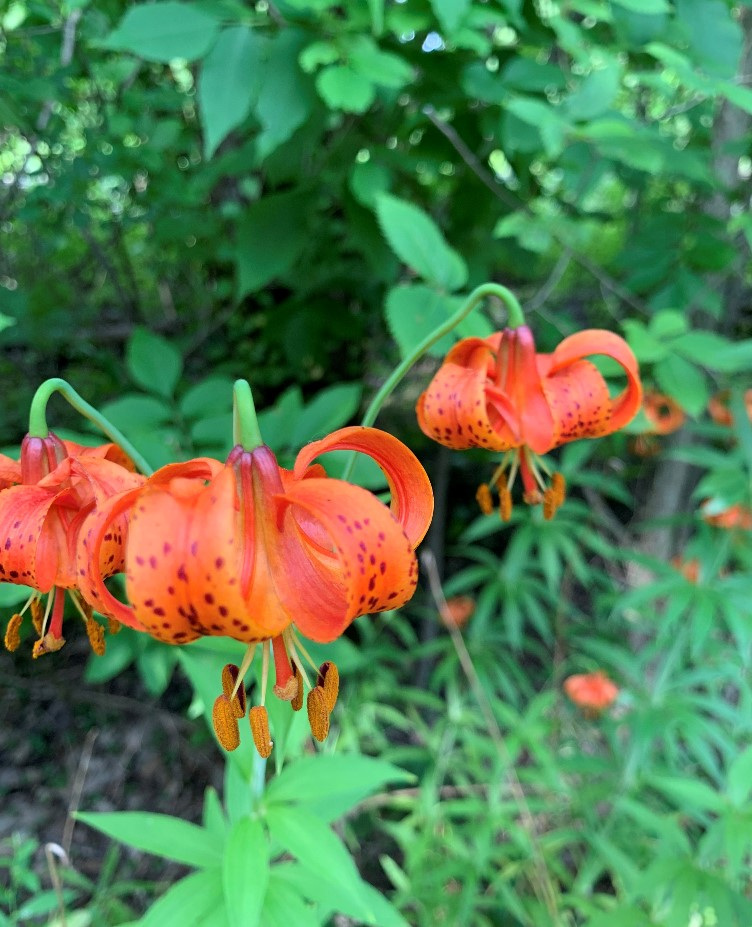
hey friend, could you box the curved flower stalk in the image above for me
[76,425,434,756]
[564,670,619,718]
[417,325,642,519]
[1,434,144,656]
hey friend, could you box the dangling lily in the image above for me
[629,390,685,456]
[76,425,433,756]
[1,434,144,657]
[417,325,641,519]
[564,670,619,718]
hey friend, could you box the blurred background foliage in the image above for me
[2,0,752,925]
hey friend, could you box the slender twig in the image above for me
[44,843,69,927]
[422,105,649,316]
[62,729,99,858]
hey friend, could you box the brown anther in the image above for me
[273,675,299,702]
[542,489,556,521]
[32,633,66,659]
[80,598,94,621]
[317,661,339,713]
[551,472,566,504]
[523,488,542,505]
[249,705,273,758]
[221,664,247,718]
[212,695,240,751]
[291,664,304,711]
[307,686,330,742]
[85,618,106,656]
[475,483,493,515]
[108,618,122,635]
[499,487,513,522]
[4,613,22,652]
[495,472,508,492]
[30,599,44,634]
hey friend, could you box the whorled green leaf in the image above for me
[265,753,413,822]
[138,869,225,927]
[223,817,269,927]
[75,812,223,869]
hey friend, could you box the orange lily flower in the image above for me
[417,325,641,518]
[1,434,143,656]
[76,426,433,755]
[439,595,475,630]
[564,670,619,717]
[701,501,752,531]
[642,391,685,436]
[671,556,700,583]
[707,389,752,427]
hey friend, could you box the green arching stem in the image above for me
[28,378,154,475]
[341,282,524,481]
[232,379,264,450]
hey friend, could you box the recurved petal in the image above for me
[275,478,419,643]
[548,330,642,434]
[0,485,63,591]
[543,359,613,445]
[0,455,21,489]
[76,488,149,631]
[292,426,434,548]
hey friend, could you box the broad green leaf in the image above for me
[235,190,313,298]
[75,812,223,868]
[348,37,413,88]
[675,0,743,78]
[385,284,493,360]
[654,354,708,416]
[265,753,413,822]
[179,376,234,420]
[671,330,732,366]
[275,861,409,927]
[255,30,313,161]
[291,383,362,447]
[430,0,471,33]
[564,58,622,121]
[265,808,366,914]
[316,65,376,113]
[611,0,669,11]
[298,41,339,73]
[704,340,752,374]
[375,194,468,291]
[198,27,266,158]
[103,2,221,62]
[223,818,269,927]
[349,161,391,207]
[260,872,318,927]
[126,328,183,399]
[99,395,172,431]
[505,97,567,158]
[138,869,224,927]
[622,319,668,363]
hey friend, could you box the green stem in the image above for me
[28,378,153,475]
[342,282,524,481]
[233,379,264,450]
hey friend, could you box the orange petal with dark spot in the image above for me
[274,477,420,643]
[292,426,434,549]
